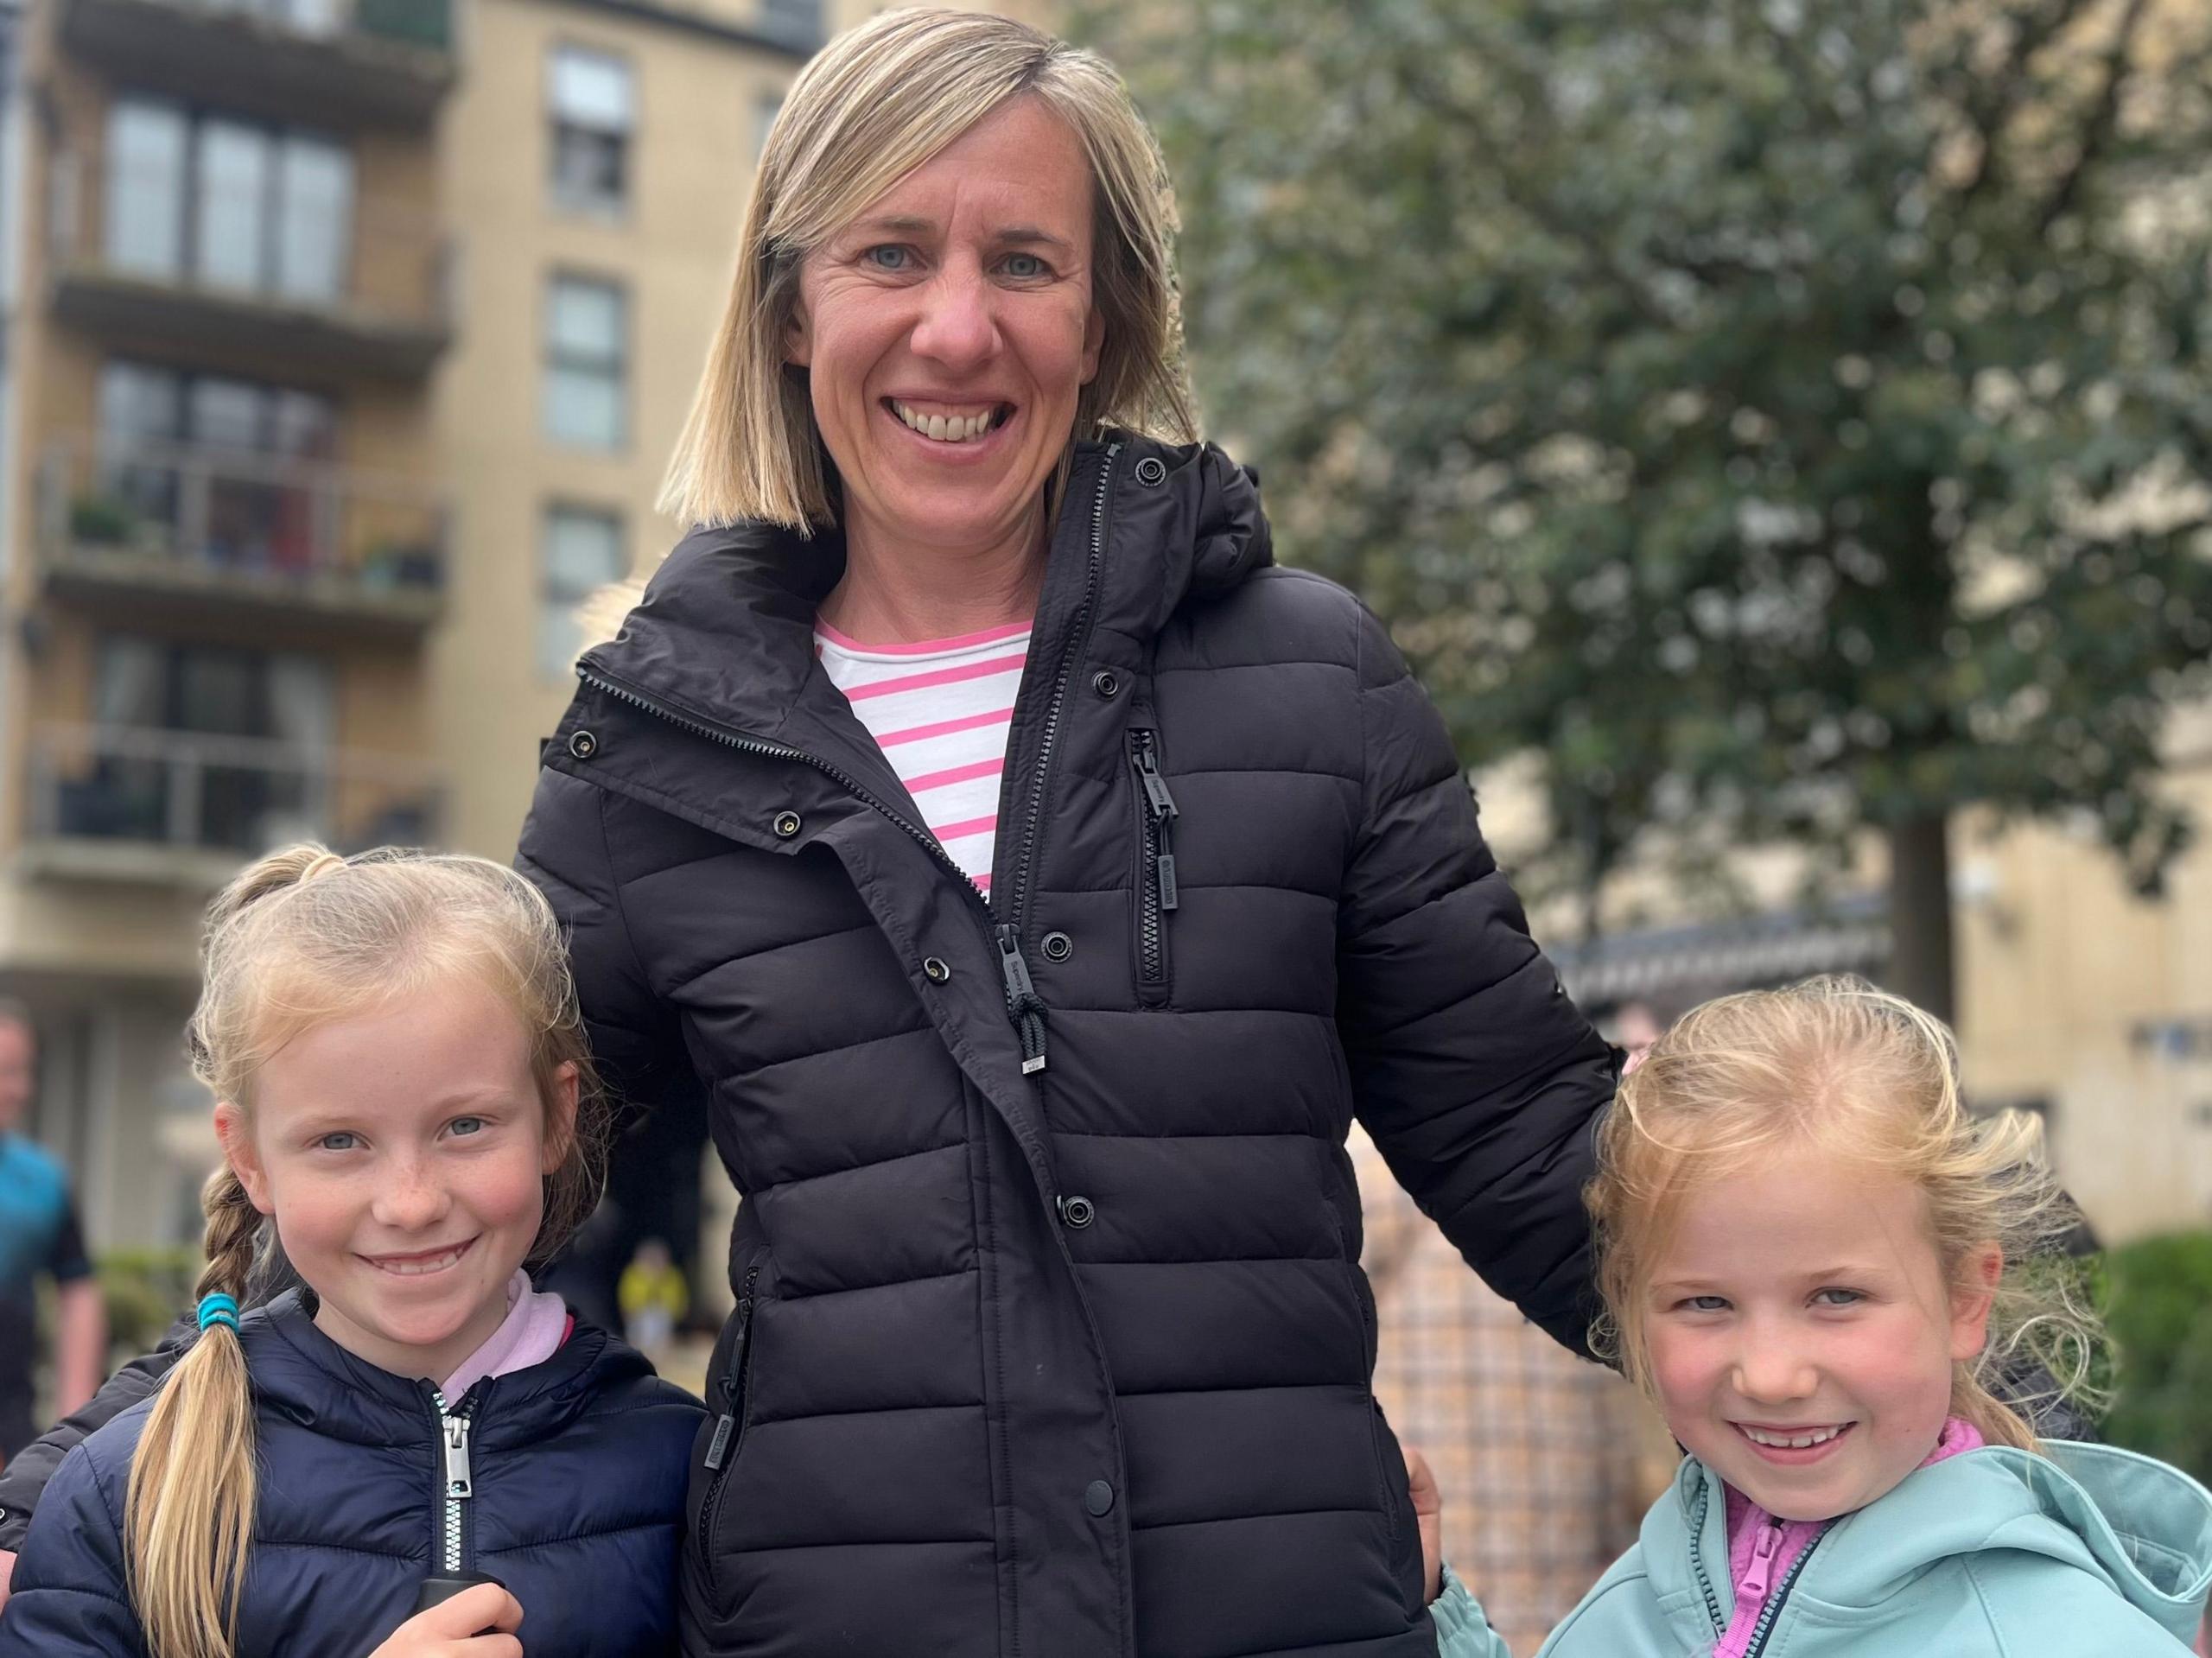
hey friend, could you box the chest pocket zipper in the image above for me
[1128,727,1179,1003]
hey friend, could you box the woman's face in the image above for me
[788,96,1105,562]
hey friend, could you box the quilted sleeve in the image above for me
[1337,603,1620,1355]
[516,763,703,1128]
[0,1439,149,1657]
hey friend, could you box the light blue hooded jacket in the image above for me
[1430,1439,2212,1657]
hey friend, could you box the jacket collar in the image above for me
[575,433,1272,775]
[236,1288,639,1451]
[1645,1441,2212,1646]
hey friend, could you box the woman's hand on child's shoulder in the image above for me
[366,1583,524,1658]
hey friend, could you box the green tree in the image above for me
[1079,0,2212,1021]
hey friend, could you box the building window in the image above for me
[104,98,353,304]
[78,638,334,851]
[543,274,626,450]
[540,506,625,679]
[93,361,336,570]
[550,45,632,215]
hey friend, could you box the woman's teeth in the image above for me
[892,401,1001,443]
[1740,1424,1847,1449]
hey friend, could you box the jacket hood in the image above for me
[576,433,1271,748]
[234,1289,660,1456]
[1654,1442,2212,1647]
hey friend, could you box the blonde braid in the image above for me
[125,1167,264,1658]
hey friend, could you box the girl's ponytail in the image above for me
[125,1166,265,1658]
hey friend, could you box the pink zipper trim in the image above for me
[1709,1417,1986,1657]
[1713,1509,1823,1658]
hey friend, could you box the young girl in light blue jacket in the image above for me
[1430,976,2212,1657]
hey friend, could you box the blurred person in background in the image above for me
[0,1001,105,1470]
[618,1236,688,1359]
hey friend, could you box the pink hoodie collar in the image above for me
[1712,1417,1985,1658]
[439,1271,571,1400]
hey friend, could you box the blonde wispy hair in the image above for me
[1587,975,2106,1453]
[658,5,1198,532]
[125,845,607,1658]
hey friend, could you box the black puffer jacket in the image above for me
[514,434,1618,1658]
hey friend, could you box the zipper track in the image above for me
[576,670,992,916]
[1005,442,1120,938]
[429,1388,474,1578]
[1688,1483,1728,1636]
[1744,1529,1821,1656]
[1128,728,1174,987]
[696,1264,760,1597]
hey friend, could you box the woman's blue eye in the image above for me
[317,1132,358,1152]
[1814,1287,1864,1307]
[449,1116,485,1138]
[1002,252,1046,278]
[865,245,912,270]
[1682,1295,1729,1312]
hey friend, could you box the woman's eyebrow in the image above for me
[994,225,1074,251]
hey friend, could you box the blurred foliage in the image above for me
[1077,0,2212,948]
[2101,1231,2212,1483]
[97,1247,199,1361]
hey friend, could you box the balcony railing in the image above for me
[47,145,455,378]
[38,436,446,634]
[58,0,454,131]
[25,722,441,885]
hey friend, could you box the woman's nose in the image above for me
[909,265,1000,370]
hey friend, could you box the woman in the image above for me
[0,12,1615,1656]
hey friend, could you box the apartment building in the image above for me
[0,0,458,1247]
[0,0,1065,1255]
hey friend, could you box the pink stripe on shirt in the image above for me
[906,758,1005,794]
[876,706,1018,747]
[842,651,1027,702]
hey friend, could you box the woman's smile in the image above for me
[880,396,1020,463]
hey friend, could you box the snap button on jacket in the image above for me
[517,435,1619,1658]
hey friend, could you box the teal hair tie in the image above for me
[197,1293,240,1334]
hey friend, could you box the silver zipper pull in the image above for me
[443,1413,473,1499]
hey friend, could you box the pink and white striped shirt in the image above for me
[815,619,1029,896]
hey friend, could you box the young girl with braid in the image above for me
[0,846,701,1658]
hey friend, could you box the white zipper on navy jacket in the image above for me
[430,1388,474,1575]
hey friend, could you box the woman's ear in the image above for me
[785,302,813,368]
[1948,1242,2003,1363]
[543,1062,582,1177]
[213,1102,276,1217]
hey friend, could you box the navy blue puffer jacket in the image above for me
[0,1289,702,1658]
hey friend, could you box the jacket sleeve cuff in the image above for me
[1428,1563,1513,1658]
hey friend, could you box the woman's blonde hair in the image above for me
[1588,975,2105,1453]
[125,845,607,1658]
[658,5,1198,530]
